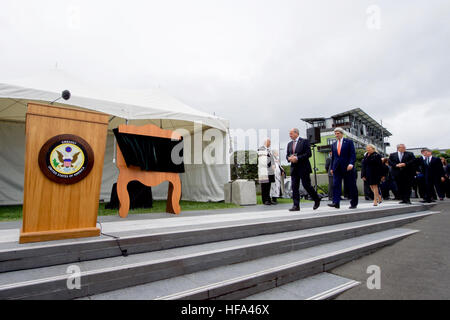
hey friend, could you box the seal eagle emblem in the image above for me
[38,134,94,184]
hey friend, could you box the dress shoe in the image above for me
[399,201,406,204]
[313,199,321,210]
[328,203,340,209]
[271,201,278,205]
[289,206,300,212]
[420,200,431,203]
[349,206,357,209]
[264,201,272,205]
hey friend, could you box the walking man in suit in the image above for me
[418,148,446,202]
[328,127,358,209]
[388,144,416,204]
[286,128,321,212]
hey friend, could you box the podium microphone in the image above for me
[50,90,71,104]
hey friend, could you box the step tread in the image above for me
[243,272,360,300]
[79,228,415,300]
[0,202,430,250]
[0,210,431,287]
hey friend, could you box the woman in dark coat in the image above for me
[361,144,385,206]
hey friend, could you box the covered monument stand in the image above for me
[0,70,231,242]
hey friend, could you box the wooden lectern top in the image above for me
[26,103,109,125]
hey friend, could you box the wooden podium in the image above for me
[20,103,109,244]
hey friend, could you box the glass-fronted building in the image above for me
[301,108,392,172]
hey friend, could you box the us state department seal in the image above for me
[38,134,94,184]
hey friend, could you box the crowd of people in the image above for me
[257,127,449,212]
[359,145,450,205]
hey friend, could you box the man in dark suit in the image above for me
[328,127,358,209]
[418,148,446,202]
[286,128,321,212]
[388,144,416,204]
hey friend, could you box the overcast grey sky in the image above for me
[1,0,449,154]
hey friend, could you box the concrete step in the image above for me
[0,202,434,272]
[0,210,433,300]
[243,273,360,300]
[82,228,413,300]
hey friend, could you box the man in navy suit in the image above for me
[286,128,321,212]
[328,127,358,209]
[418,148,446,202]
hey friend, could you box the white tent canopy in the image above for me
[0,69,229,131]
[0,70,230,205]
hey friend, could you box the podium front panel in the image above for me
[20,103,109,243]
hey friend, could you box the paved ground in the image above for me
[332,200,450,300]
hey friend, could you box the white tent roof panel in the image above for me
[0,69,229,131]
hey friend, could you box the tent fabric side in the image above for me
[0,122,230,205]
[101,132,230,202]
[0,121,25,205]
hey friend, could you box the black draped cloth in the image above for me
[113,128,185,173]
[105,181,153,210]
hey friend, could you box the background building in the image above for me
[301,108,392,172]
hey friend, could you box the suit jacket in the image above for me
[388,151,416,178]
[286,138,312,176]
[330,138,356,174]
[417,156,445,182]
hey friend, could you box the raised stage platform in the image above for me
[0,200,438,300]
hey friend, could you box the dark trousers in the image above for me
[424,178,444,201]
[416,176,426,199]
[291,173,319,207]
[363,180,374,200]
[395,175,412,203]
[445,179,450,198]
[380,179,399,199]
[333,169,358,207]
[328,175,334,200]
[261,182,272,204]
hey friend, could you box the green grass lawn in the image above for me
[256,196,295,205]
[0,196,307,222]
